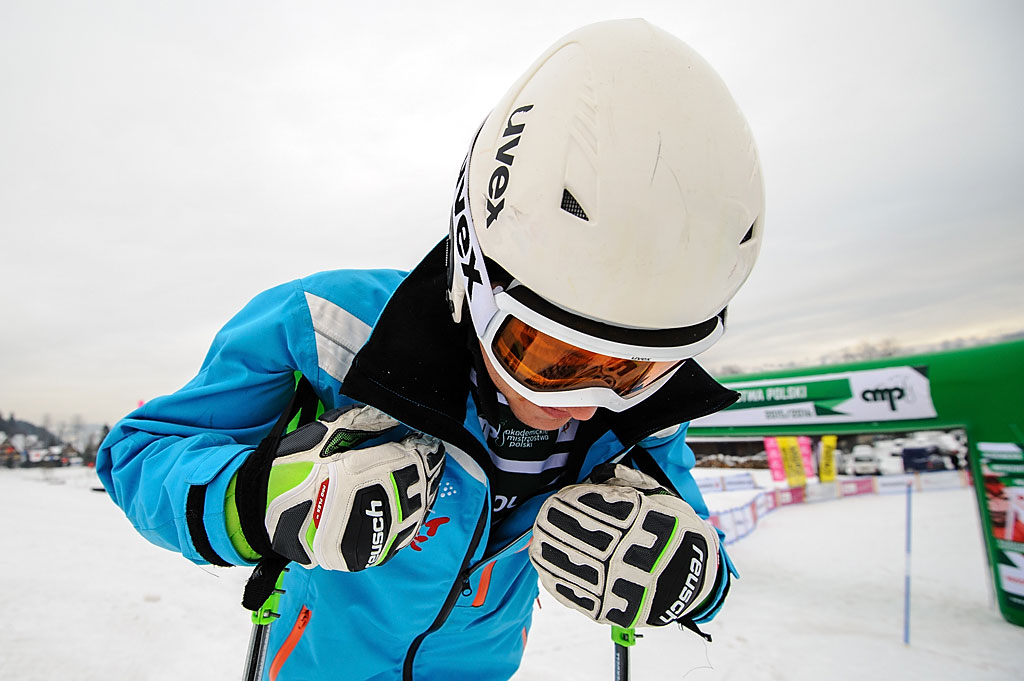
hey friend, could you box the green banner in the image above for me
[977,442,1024,611]
[732,379,852,412]
[694,366,938,426]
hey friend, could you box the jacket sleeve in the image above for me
[638,423,737,624]
[96,279,320,567]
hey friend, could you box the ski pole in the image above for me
[242,614,273,681]
[903,480,912,646]
[242,567,288,681]
[611,626,637,681]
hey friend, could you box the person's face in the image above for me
[479,342,598,430]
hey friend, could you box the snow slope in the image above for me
[1,466,1021,680]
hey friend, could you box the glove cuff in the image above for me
[234,436,278,558]
[235,374,323,559]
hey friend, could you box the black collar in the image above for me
[340,239,739,466]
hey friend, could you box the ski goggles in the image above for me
[477,284,725,412]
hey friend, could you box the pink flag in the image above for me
[798,436,817,477]
[764,437,786,482]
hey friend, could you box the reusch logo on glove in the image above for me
[341,485,392,571]
[366,500,387,567]
[653,533,709,625]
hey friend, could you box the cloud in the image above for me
[1,1,1022,425]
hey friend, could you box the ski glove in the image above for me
[529,463,720,629]
[236,404,445,572]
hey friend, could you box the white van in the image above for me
[843,444,880,476]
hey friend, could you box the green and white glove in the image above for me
[236,404,445,572]
[529,463,719,628]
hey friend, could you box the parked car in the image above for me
[901,445,952,472]
[908,431,966,457]
[873,438,904,458]
[842,444,880,476]
[872,439,906,474]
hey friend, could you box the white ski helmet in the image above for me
[447,19,764,410]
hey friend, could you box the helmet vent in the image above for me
[560,189,589,221]
[740,221,755,244]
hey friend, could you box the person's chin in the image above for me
[515,404,572,431]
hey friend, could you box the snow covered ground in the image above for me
[1,466,1021,680]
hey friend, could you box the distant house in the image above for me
[1,437,21,467]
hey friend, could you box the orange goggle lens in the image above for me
[490,316,682,398]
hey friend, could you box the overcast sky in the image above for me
[2,1,1022,428]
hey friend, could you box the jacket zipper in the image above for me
[461,443,638,584]
[401,492,490,681]
[463,527,531,583]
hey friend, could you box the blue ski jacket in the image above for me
[97,240,739,681]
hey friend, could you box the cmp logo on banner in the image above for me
[693,366,937,427]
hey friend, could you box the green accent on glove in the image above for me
[225,461,319,562]
[267,462,314,512]
[266,462,318,555]
[225,472,261,562]
[390,472,404,524]
[650,517,680,574]
[322,428,374,456]
[305,517,317,554]
[628,516,681,628]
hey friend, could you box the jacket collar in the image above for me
[340,239,739,460]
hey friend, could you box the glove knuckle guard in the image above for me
[530,473,720,628]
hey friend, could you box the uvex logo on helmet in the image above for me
[450,104,533,304]
[451,161,483,301]
[485,104,533,227]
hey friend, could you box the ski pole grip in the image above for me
[610,626,636,647]
[242,555,290,612]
